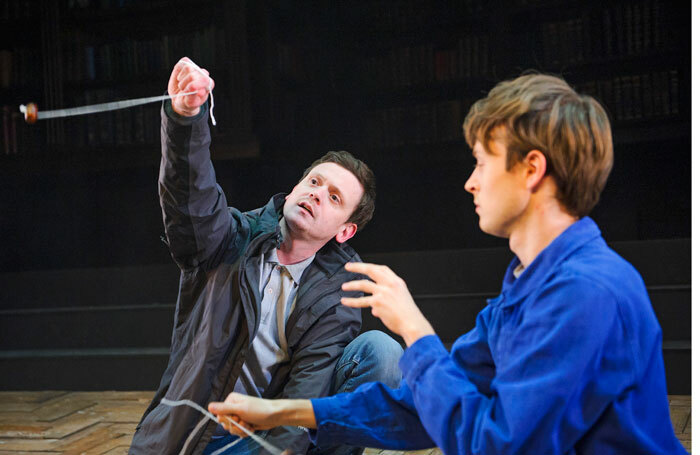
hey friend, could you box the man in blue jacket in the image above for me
[207,74,687,454]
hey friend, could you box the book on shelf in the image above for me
[66,0,169,11]
[540,0,673,68]
[60,88,161,148]
[576,69,680,122]
[363,67,682,154]
[361,0,486,33]
[1,0,36,21]
[0,51,10,89]
[0,48,43,89]
[63,26,222,84]
[2,106,9,155]
[361,35,489,91]
[364,99,466,152]
[1,104,41,155]
[10,110,17,154]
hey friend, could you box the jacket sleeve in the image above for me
[400,277,634,455]
[264,301,362,454]
[306,306,496,450]
[159,99,250,271]
[310,380,434,450]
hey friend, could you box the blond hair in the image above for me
[463,73,613,217]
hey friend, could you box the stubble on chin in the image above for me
[282,210,311,238]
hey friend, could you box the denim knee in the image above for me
[332,330,404,394]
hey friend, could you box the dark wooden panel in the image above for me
[611,239,690,286]
[648,288,691,340]
[364,248,513,294]
[0,305,174,350]
[0,351,168,391]
[0,264,180,310]
[663,347,691,395]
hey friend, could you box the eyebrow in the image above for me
[310,172,345,204]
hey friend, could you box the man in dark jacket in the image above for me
[129,58,402,455]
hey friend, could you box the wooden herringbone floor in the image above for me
[0,392,691,454]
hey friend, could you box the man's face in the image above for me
[283,162,364,244]
[464,136,530,238]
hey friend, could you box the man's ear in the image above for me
[335,222,358,244]
[285,185,299,200]
[524,149,547,191]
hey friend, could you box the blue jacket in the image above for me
[310,218,686,455]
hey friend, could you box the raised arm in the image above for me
[159,58,242,271]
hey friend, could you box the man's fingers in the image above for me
[177,72,196,91]
[340,295,375,308]
[224,416,255,437]
[180,79,213,99]
[179,74,208,93]
[216,414,249,437]
[209,402,235,414]
[344,262,393,282]
[341,279,379,294]
[176,57,194,76]
[226,424,247,438]
[176,64,191,85]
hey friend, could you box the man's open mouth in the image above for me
[298,202,314,217]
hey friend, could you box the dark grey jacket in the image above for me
[129,102,362,455]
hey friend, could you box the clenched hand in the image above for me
[167,57,214,117]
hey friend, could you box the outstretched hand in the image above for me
[208,393,317,438]
[341,262,435,347]
[167,57,214,117]
[208,393,277,437]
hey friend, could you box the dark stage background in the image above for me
[0,0,690,392]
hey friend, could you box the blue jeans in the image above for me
[203,330,403,455]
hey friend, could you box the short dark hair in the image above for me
[301,151,376,232]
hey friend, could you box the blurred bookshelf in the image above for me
[0,0,690,270]
[250,0,689,248]
[0,0,258,172]
[0,0,688,169]
[236,0,684,167]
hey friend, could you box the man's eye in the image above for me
[331,194,339,202]
[310,178,318,184]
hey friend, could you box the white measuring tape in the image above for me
[19,58,216,125]
[160,397,286,455]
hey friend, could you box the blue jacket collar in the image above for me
[493,217,601,307]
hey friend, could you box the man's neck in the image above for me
[508,199,578,269]
[276,219,325,265]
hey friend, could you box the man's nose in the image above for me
[464,172,477,194]
[309,189,322,203]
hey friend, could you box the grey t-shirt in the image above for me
[233,247,316,397]
[212,246,315,439]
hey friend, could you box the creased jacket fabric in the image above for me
[129,101,362,455]
[310,217,686,455]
